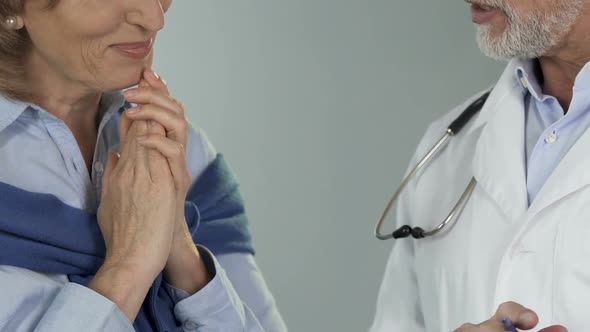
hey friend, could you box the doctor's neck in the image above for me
[537,15,590,112]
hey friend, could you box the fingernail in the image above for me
[151,70,160,80]
[126,106,141,114]
[519,311,536,323]
[124,89,138,98]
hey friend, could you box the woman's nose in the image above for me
[125,0,166,32]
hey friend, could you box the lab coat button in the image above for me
[511,244,533,257]
[545,131,558,144]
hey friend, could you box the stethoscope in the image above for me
[375,91,491,240]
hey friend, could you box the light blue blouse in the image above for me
[0,92,287,331]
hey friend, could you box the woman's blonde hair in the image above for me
[0,0,58,100]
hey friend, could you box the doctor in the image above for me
[370,0,590,331]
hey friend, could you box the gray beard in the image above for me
[476,0,584,60]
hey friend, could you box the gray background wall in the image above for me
[155,1,505,331]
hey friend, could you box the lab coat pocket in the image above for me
[556,202,590,273]
[566,206,590,256]
[552,194,590,330]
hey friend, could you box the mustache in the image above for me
[468,0,505,10]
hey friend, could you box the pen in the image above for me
[502,318,518,332]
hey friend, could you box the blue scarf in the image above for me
[0,154,254,331]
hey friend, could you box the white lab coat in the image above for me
[370,59,590,331]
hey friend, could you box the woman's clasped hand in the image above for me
[90,69,209,321]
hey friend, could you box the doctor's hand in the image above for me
[453,302,568,332]
[122,69,211,295]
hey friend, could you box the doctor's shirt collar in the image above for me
[515,58,590,100]
[515,59,546,102]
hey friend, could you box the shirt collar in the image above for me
[0,91,126,134]
[515,58,590,100]
[0,94,33,133]
[514,58,546,102]
[100,91,127,118]
[572,61,590,93]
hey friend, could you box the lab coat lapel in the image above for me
[471,76,529,222]
[527,127,590,218]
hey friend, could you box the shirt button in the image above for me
[545,131,558,144]
[94,161,104,174]
[184,320,199,330]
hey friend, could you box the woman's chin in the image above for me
[104,70,145,92]
[98,55,153,92]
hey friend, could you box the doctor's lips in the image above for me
[466,0,500,25]
[111,38,153,59]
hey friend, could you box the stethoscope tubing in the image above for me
[375,91,490,241]
[375,130,453,240]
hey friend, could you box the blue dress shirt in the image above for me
[517,59,590,205]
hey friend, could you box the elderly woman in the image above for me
[0,1,286,331]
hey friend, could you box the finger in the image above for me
[119,110,133,147]
[131,121,152,180]
[121,80,149,145]
[133,119,170,182]
[476,319,507,332]
[124,86,184,116]
[453,323,477,332]
[142,68,169,94]
[146,143,173,185]
[149,119,166,137]
[147,111,166,138]
[101,151,120,199]
[125,104,188,147]
[538,326,568,332]
[142,112,172,180]
[137,134,191,191]
[130,79,166,135]
[119,119,141,165]
[494,302,538,330]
